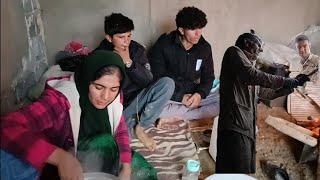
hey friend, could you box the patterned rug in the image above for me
[130,122,199,180]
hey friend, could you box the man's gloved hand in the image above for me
[283,78,299,89]
[295,74,310,86]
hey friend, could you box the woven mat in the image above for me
[130,122,199,180]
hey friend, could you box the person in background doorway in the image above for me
[295,34,319,84]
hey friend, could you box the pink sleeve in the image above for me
[1,104,57,171]
[115,116,132,163]
[114,92,132,163]
[1,88,69,171]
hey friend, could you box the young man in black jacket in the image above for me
[96,13,174,151]
[149,7,219,126]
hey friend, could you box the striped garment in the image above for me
[1,85,131,173]
[130,122,199,180]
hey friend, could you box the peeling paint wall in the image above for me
[1,0,47,114]
[40,0,151,65]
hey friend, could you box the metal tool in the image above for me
[299,144,318,164]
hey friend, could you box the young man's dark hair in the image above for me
[175,6,207,29]
[104,13,134,36]
[235,29,263,50]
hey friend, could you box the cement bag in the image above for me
[257,42,301,72]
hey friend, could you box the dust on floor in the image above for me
[195,103,317,180]
[254,103,316,180]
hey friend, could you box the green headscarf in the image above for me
[75,50,126,139]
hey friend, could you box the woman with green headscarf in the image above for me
[1,51,132,179]
[74,50,132,179]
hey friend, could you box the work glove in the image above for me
[294,74,310,86]
[283,78,299,89]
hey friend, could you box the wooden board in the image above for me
[265,116,317,147]
[288,82,320,122]
[308,93,320,108]
[188,117,214,132]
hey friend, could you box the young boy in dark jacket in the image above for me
[96,13,174,151]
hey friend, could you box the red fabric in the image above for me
[115,92,132,163]
[115,116,132,163]
[1,86,131,172]
[1,87,67,171]
[64,41,92,55]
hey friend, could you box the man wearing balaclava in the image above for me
[216,30,310,173]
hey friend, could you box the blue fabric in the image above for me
[124,77,175,133]
[159,89,220,121]
[211,79,220,92]
[1,150,39,180]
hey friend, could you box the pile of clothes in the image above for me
[27,41,92,101]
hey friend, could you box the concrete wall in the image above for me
[1,0,319,114]
[40,0,152,63]
[1,0,48,115]
[1,0,27,114]
[40,0,320,75]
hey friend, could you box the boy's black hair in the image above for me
[175,6,207,30]
[295,34,309,43]
[104,13,134,36]
[235,29,263,50]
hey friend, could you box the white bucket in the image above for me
[84,172,118,180]
[209,116,219,161]
[205,174,257,180]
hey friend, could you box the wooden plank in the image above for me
[188,117,214,132]
[265,116,317,147]
[288,82,320,122]
[308,93,320,108]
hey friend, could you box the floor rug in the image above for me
[130,122,199,180]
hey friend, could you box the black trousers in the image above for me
[215,130,256,174]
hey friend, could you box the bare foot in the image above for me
[156,117,183,130]
[135,125,156,151]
